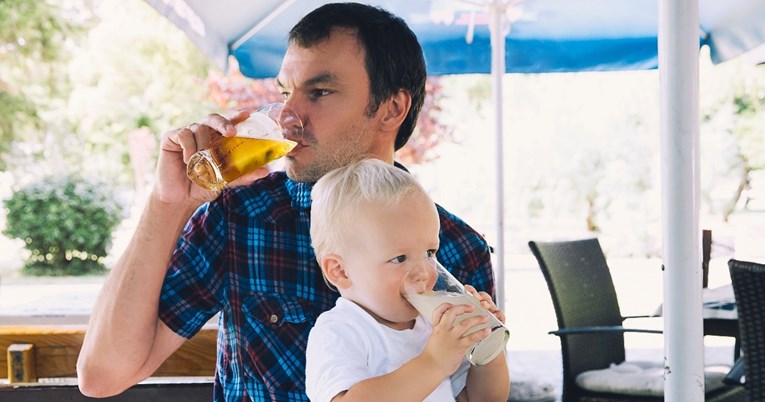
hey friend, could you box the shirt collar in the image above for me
[286,178,314,211]
[284,161,409,211]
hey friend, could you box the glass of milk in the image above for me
[402,258,509,365]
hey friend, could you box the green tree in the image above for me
[700,59,765,221]
[56,0,214,186]
[0,0,90,171]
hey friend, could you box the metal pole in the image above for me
[659,0,703,399]
[489,0,506,312]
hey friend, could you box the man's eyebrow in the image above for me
[276,73,338,90]
[304,73,338,87]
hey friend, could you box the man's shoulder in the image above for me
[435,203,484,240]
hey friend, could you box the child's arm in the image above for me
[460,286,511,402]
[332,303,490,402]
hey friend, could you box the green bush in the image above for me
[3,174,124,276]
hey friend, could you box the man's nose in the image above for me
[279,102,303,136]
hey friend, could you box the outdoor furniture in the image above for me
[703,229,712,288]
[529,238,745,402]
[651,228,739,360]
[701,230,742,359]
[728,259,765,401]
[0,324,217,401]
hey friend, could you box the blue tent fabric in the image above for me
[146,0,765,78]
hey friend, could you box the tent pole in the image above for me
[489,0,506,312]
[659,0,703,400]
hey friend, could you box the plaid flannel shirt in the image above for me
[159,169,495,401]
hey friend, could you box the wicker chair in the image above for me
[728,259,765,401]
[703,230,741,360]
[529,238,744,402]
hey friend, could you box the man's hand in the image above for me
[155,110,250,205]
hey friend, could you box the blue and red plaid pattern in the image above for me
[159,170,495,401]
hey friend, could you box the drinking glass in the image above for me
[402,258,509,366]
[186,103,301,191]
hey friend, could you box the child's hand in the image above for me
[422,303,490,376]
[465,284,506,324]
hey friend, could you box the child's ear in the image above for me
[321,254,352,289]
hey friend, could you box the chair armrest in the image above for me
[622,314,657,319]
[723,357,745,385]
[549,325,662,336]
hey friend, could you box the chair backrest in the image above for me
[703,229,712,288]
[728,259,765,402]
[529,238,626,400]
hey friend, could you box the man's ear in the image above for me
[380,89,411,133]
[321,254,352,290]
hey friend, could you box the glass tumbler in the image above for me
[402,258,509,366]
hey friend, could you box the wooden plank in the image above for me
[0,326,216,379]
[0,326,83,379]
[153,327,217,377]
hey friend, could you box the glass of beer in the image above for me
[186,103,301,191]
[402,259,509,366]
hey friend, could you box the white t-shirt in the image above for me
[305,297,469,402]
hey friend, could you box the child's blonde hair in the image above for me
[310,158,432,261]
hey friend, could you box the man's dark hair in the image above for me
[289,2,427,151]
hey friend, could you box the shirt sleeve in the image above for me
[159,202,228,338]
[305,314,371,402]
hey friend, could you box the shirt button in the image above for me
[269,314,279,324]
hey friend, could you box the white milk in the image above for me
[406,291,509,365]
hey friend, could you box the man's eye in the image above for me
[309,89,332,99]
[280,91,291,99]
[389,255,407,264]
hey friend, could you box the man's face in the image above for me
[276,29,393,183]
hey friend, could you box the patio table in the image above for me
[654,284,739,358]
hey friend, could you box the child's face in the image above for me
[340,192,440,330]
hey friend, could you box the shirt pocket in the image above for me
[241,292,317,392]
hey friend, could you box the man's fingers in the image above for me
[226,110,251,128]
[197,111,248,136]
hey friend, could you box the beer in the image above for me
[187,137,297,191]
[186,103,302,191]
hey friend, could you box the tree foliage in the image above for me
[0,0,90,171]
[700,59,765,221]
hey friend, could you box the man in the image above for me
[77,3,497,401]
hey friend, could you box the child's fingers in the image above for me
[431,302,473,326]
[453,314,491,344]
